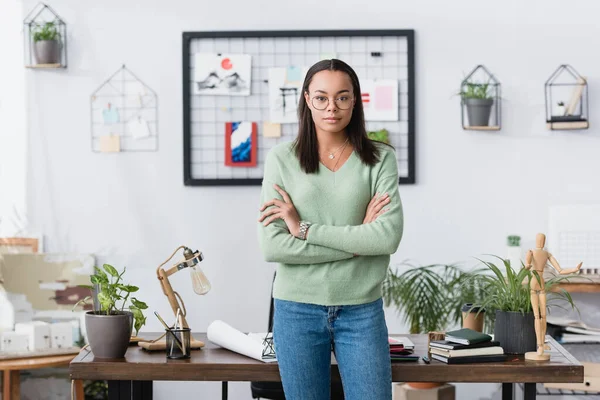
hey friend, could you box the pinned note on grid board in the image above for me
[128,117,151,139]
[99,135,121,152]
[285,66,303,84]
[263,122,282,138]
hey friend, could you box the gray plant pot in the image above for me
[494,310,536,354]
[465,98,494,126]
[85,311,133,359]
[33,40,61,64]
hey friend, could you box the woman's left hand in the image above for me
[259,184,301,237]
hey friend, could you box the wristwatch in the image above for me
[298,221,312,240]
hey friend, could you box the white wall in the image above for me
[19,0,600,398]
[0,0,27,236]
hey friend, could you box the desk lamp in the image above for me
[138,245,210,350]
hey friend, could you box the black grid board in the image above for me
[183,30,415,186]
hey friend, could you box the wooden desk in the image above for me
[1,354,84,400]
[69,333,583,400]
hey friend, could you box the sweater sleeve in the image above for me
[305,148,404,256]
[257,147,355,265]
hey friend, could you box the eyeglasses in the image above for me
[310,94,354,110]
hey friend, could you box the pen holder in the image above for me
[166,327,191,359]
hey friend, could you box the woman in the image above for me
[257,58,404,400]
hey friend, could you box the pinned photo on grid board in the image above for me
[194,53,252,96]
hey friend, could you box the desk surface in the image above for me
[1,354,77,371]
[69,333,583,384]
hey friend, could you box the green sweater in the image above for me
[257,141,404,306]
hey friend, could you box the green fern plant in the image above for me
[459,81,492,99]
[32,22,60,42]
[382,261,488,334]
[459,255,579,333]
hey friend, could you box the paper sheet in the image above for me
[263,122,282,138]
[207,320,277,363]
[128,118,151,139]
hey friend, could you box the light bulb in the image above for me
[189,265,211,295]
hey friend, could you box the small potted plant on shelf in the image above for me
[460,80,494,127]
[74,264,148,359]
[459,255,578,354]
[32,21,61,65]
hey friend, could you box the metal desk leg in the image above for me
[108,380,153,400]
[523,383,536,400]
[502,382,513,400]
[222,381,228,400]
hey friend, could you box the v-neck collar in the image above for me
[319,150,358,175]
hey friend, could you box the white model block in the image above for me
[15,321,50,351]
[50,322,73,349]
[1,331,29,352]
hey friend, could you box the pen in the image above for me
[154,311,184,352]
[422,356,430,364]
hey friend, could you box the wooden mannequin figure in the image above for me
[523,233,582,361]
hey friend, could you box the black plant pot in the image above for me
[494,310,536,354]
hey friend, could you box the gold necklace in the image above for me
[322,138,349,160]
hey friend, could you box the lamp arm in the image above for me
[156,245,193,329]
[156,245,186,277]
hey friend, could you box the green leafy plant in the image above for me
[367,128,390,144]
[507,235,521,247]
[32,22,60,42]
[459,255,579,332]
[459,80,493,99]
[382,261,487,334]
[74,264,148,335]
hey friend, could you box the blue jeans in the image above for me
[273,297,392,400]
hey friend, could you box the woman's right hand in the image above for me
[362,192,390,224]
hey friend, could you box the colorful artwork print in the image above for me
[194,53,252,96]
[268,67,308,123]
[225,122,257,167]
[360,79,399,121]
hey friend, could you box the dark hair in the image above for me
[293,59,388,174]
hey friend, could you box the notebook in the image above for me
[431,353,508,364]
[444,328,492,345]
[429,340,500,350]
[429,346,504,358]
[388,336,414,349]
[390,354,420,362]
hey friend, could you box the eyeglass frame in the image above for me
[306,91,356,110]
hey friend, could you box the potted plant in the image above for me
[460,255,577,354]
[32,21,61,65]
[75,264,148,359]
[460,80,494,126]
[383,261,487,389]
[367,128,390,144]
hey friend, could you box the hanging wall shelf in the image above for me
[545,64,589,131]
[23,3,67,69]
[90,65,159,152]
[460,65,501,131]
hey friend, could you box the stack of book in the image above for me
[547,316,600,344]
[429,328,507,364]
[388,336,419,362]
